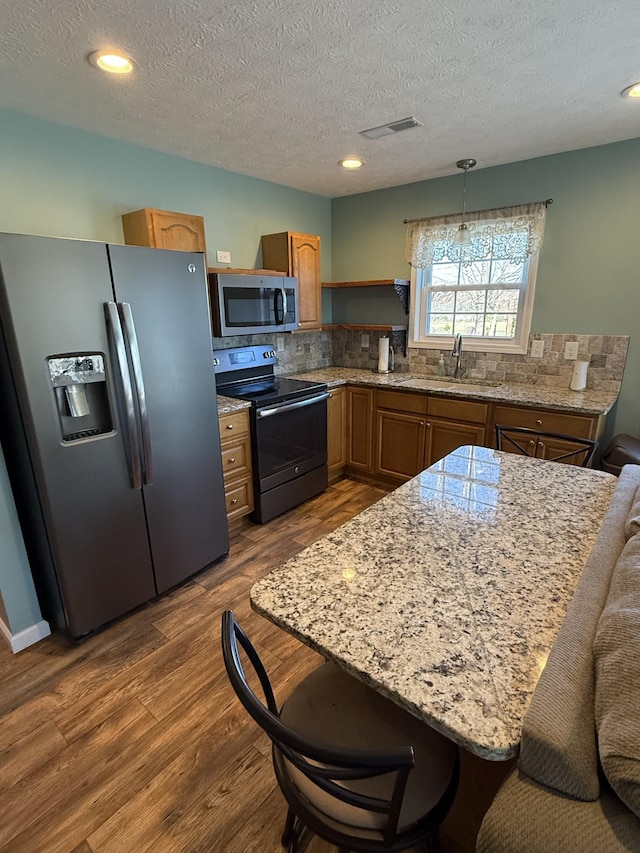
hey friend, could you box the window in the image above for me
[406,203,546,354]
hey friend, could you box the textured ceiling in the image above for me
[1,0,639,197]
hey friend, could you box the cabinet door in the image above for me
[425,419,486,468]
[327,386,347,474]
[347,386,373,472]
[290,233,322,331]
[535,435,593,466]
[122,208,206,254]
[375,409,426,481]
[149,210,206,253]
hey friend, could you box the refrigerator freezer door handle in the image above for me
[105,302,142,489]
[119,302,154,486]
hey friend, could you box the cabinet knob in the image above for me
[228,457,236,463]
[231,498,238,505]
[538,442,545,449]
[226,423,234,430]
[419,421,425,427]
[536,418,543,425]
[426,422,431,428]
[529,439,536,446]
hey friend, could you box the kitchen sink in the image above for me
[396,377,500,393]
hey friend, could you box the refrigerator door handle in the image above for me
[119,302,154,486]
[105,302,143,490]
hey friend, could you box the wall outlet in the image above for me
[564,341,579,360]
[361,334,369,348]
[276,335,285,352]
[530,340,544,358]
[216,250,231,264]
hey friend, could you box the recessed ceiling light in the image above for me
[339,158,363,170]
[621,82,640,98]
[89,50,135,75]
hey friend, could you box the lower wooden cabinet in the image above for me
[327,386,347,478]
[424,397,487,468]
[218,409,254,524]
[373,390,486,482]
[424,418,486,468]
[347,386,374,473]
[492,404,603,467]
[343,386,604,484]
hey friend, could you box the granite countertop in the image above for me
[217,395,252,415]
[251,446,617,760]
[287,367,619,416]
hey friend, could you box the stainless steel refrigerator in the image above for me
[0,232,229,639]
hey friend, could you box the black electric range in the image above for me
[214,345,329,523]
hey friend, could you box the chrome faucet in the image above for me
[451,333,463,378]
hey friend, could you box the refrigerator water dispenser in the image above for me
[48,354,113,441]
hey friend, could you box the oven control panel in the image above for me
[212,344,278,375]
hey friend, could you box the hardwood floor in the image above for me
[0,478,510,853]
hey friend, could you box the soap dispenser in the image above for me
[437,354,446,376]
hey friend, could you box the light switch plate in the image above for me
[564,341,579,360]
[361,334,369,348]
[530,340,544,358]
[276,335,285,352]
[216,250,231,264]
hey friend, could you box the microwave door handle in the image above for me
[281,287,288,323]
[119,302,153,486]
[104,302,142,490]
[273,289,282,325]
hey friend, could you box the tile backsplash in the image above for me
[213,329,628,391]
[330,330,629,391]
[212,331,332,375]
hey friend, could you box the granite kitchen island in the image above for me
[251,446,616,760]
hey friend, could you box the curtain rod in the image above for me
[403,198,553,224]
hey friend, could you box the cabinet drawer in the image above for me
[493,406,595,438]
[375,389,427,415]
[219,409,250,439]
[221,436,252,483]
[224,479,253,520]
[427,397,488,424]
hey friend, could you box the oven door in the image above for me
[253,392,329,492]
[210,273,298,336]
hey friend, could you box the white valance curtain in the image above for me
[404,202,547,268]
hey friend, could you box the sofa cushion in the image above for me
[477,768,640,853]
[594,532,640,819]
[625,485,640,539]
[519,466,640,801]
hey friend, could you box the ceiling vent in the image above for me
[359,117,423,140]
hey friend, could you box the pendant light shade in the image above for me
[454,158,476,246]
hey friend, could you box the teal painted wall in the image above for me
[331,138,640,437]
[0,107,331,640]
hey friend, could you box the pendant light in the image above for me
[453,158,476,246]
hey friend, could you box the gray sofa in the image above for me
[477,464,640,852]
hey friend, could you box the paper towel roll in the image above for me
[378,337,389,372]
[570,360,589,391]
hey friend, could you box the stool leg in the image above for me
[281,807,295,846]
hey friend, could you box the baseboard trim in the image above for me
[0,617,51,654]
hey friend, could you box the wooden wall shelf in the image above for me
[321,279,409,288]
[323,324,407,331]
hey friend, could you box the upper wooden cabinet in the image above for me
[122,208,207,255]
[261,231,322,331]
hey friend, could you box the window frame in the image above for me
[409,245,539,355]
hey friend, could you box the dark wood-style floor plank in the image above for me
[0,478,496,853]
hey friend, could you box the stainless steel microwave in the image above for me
[208,273,298,336]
